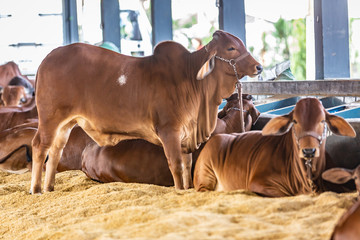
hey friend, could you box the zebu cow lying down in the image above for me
[81,94,259,185]
[31,30,262,193]
[0,122,92,174]
[322,165,360,240]
[194,98,356,197]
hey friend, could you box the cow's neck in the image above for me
[223,110,242,133]
[275,131,315,195]
[183,49,237,151]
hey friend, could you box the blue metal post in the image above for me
[218,0,246,45]
[314,0,350,79]
[101,0,121,50]
[151,0,173,47]
[63,0,79,44]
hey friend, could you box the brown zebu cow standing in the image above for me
[31,30,262,193]
[322,165,360,240]
[194,98,356,197]
[81,94,259,185]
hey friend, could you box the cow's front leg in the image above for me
[158,130,189,190]
[181,153,193,189]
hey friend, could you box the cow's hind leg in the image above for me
[158,130,183,189]
[31,126,57,194]
[43,121,76,192]
[182,153,193,189]
[158,130,192,190]
[193,151,217,191]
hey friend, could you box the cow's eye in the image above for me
[321,120,326,123]
[293,120,298,124]
[227,47,235,51]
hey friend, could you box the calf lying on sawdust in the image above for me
[322,165,360,240]
[194,98,356,197]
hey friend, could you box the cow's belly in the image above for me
[75,116,160,147]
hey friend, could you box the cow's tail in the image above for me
[0,144,32,164]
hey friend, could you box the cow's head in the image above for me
[322,165,360,195]
[1,85,27,107]
[197,30,262,81]
[218,93,260,131]
[262,98,356,178]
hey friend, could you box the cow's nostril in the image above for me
[302,148,316,158]
[256,65,263,73]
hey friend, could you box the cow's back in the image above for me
[35,43,195,146]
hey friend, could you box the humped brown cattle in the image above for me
[31,30,262,193]
[81,93,259,185]
[215,93,259,133]
[194,98,356,197]
[0,61,34,88]
[322,165,360,240]
[1,85,27,107]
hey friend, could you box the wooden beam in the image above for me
[242,80,360,96]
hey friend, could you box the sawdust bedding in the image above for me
[0,170,356,240]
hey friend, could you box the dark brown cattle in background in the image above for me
[0,97,37,132]
[0,61,34,88]
[215,93,260,134]
[322,165,360,195]
[1,85,27,107]
[194,98,356,197]
[0,122,37,174]
[31,30,262,193]
[322,164,360,240]
[0,122,92,174]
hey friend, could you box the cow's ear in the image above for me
[262,112,293,136]
[326,112,356,137]
[322,168,354,184]
[197,55,215,80]
[250,107,260,125]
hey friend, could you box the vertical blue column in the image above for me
[314,0,350,79]
[63,0,79,44]
[151,0,173,47]
[101,0,121,50]
[218,0,246,45]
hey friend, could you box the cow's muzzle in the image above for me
[256,65,263,75]
[302,148,316,158]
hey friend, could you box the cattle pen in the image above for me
[0,79,359,240]
[1,0,360,239]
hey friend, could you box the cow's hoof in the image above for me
[29,187,42,195]
[44,186,54,192]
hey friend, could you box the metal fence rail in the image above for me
[242,79,360,97]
